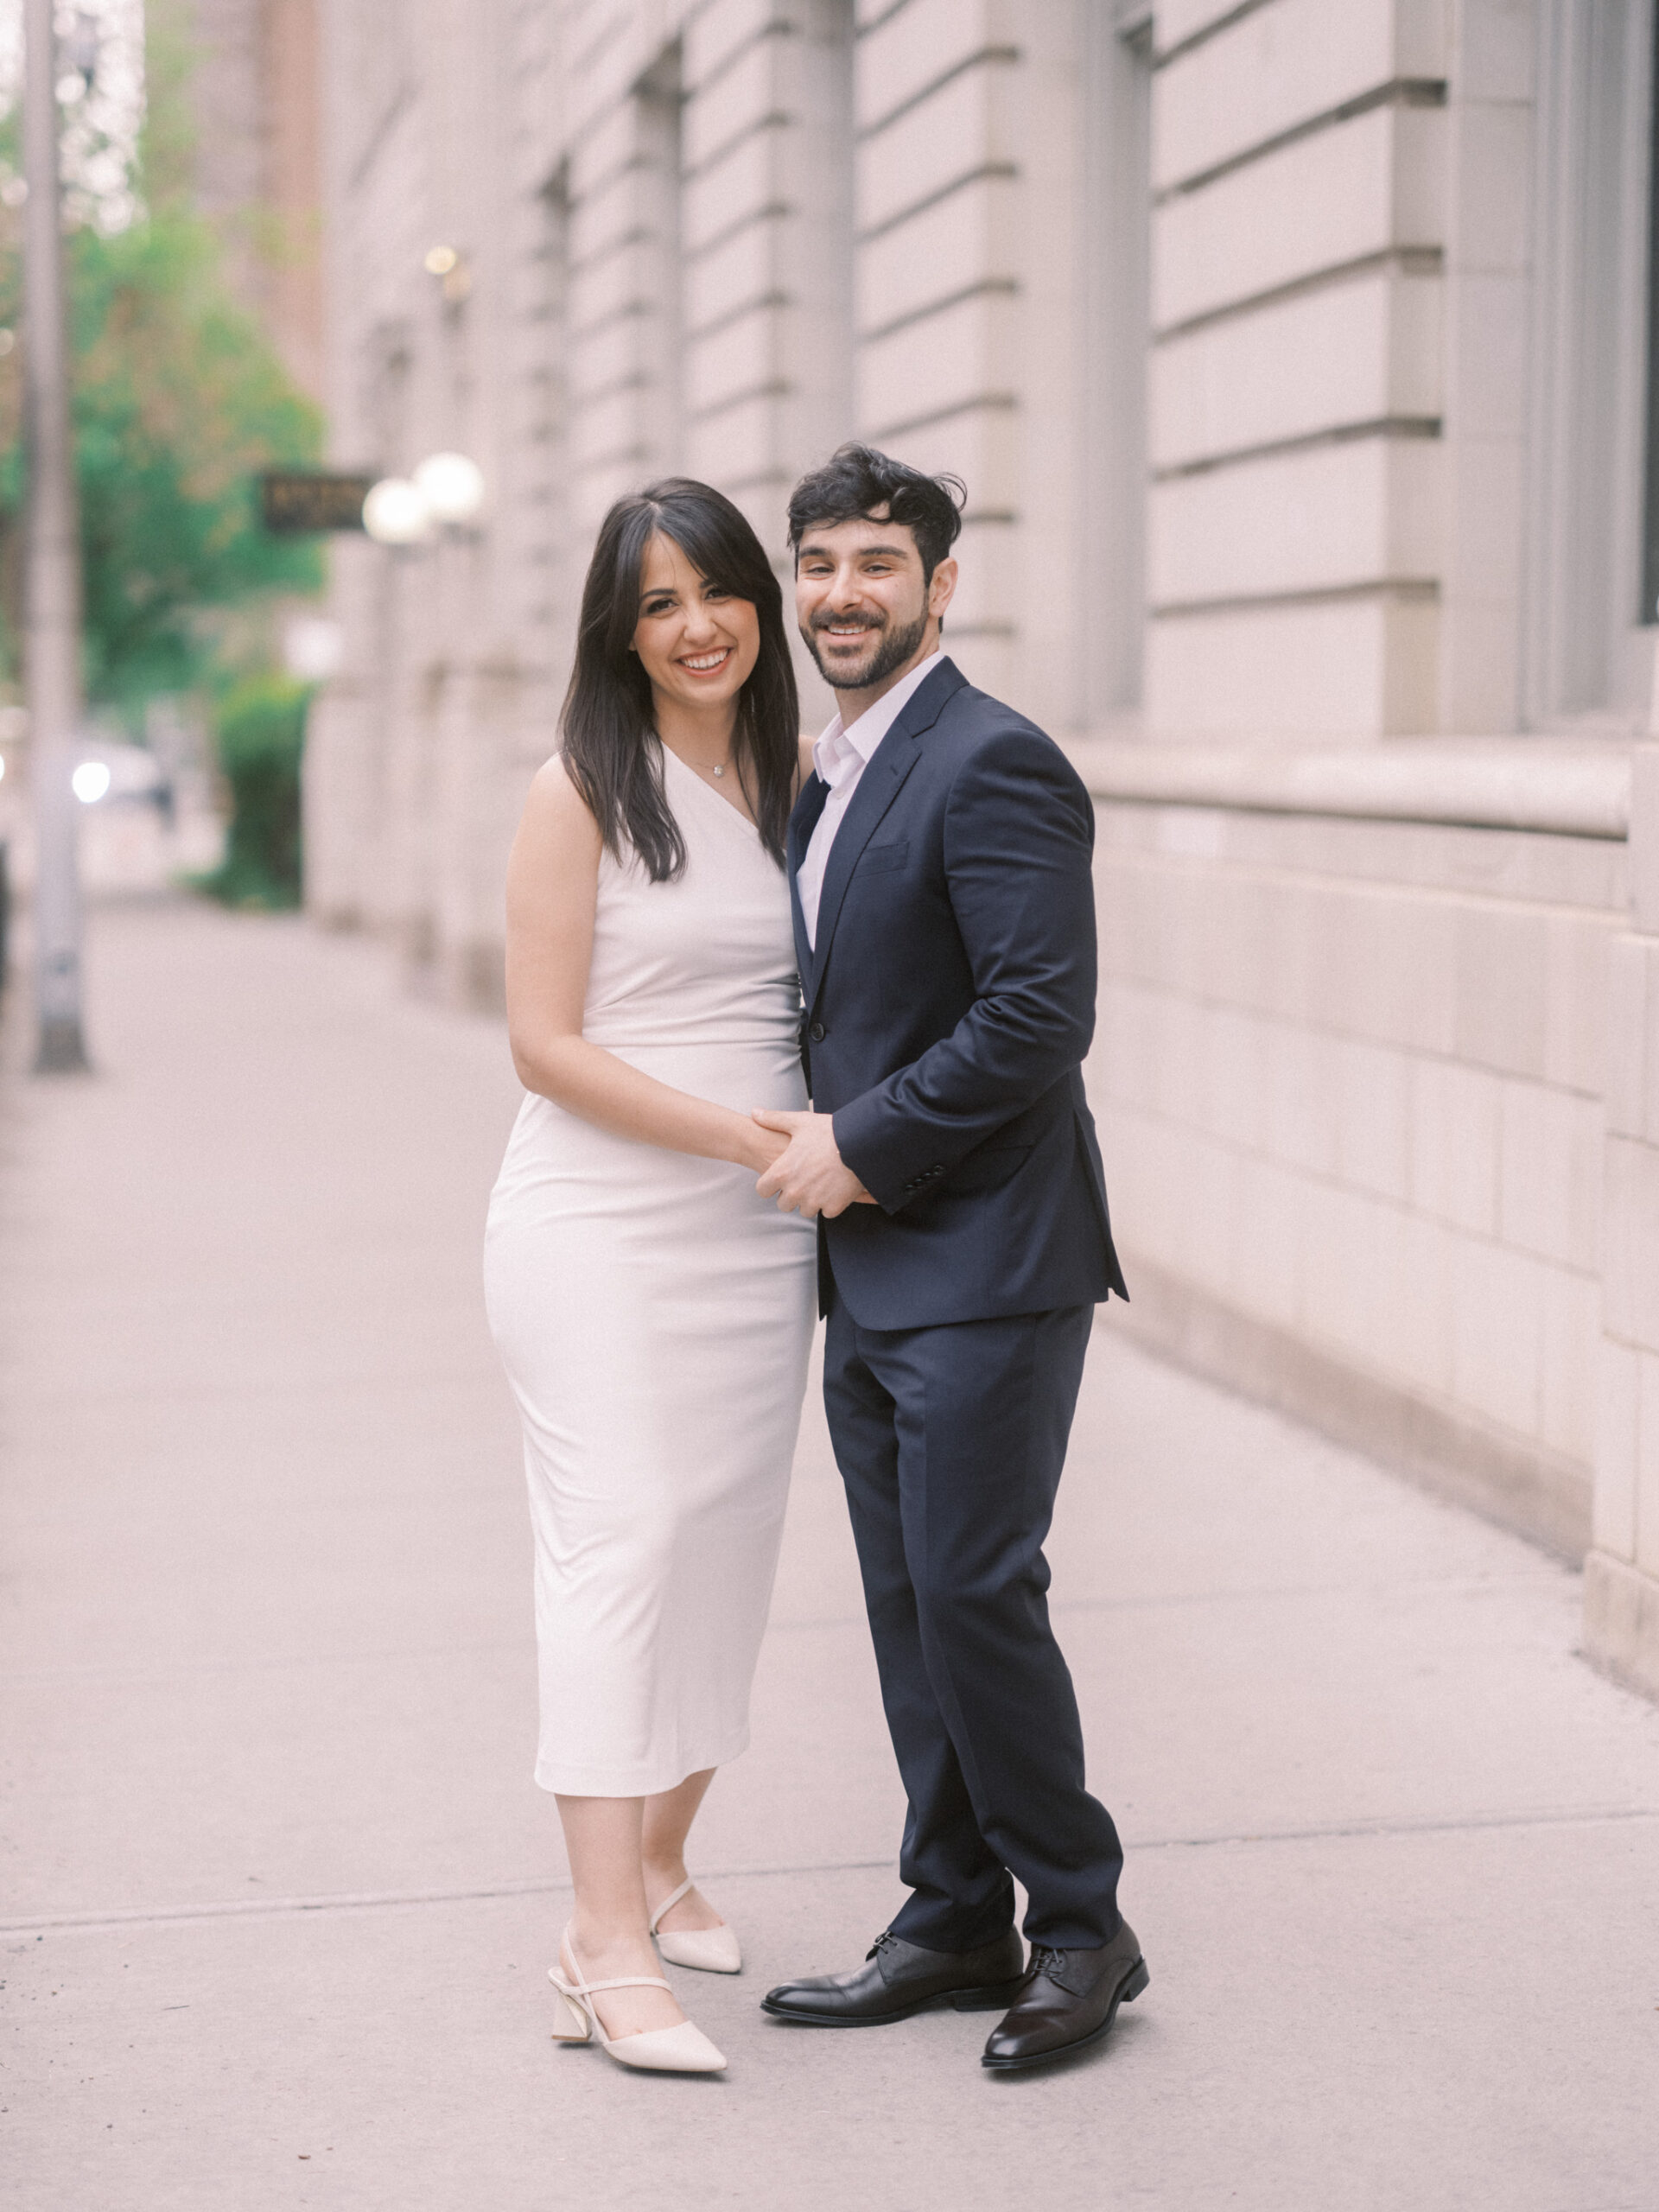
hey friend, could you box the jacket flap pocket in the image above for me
[858,838,909,874]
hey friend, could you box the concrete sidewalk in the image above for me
[3,899,1658,2212]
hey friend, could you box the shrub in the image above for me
[200,671,309,908]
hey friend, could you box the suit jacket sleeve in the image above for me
[831,729,1097,1213]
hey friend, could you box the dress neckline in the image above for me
[658,739,764,841]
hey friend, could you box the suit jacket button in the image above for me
[809,1021,825,1043]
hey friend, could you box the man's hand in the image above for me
[752,1107,874,1218]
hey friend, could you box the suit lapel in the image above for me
[802,658,966,1007]
[786,772,829,988]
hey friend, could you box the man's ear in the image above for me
[928,556,958,625]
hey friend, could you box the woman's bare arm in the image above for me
[505,757,785,1173]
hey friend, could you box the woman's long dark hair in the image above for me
[561,479,799,880]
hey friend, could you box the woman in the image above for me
[484,480,817,2075]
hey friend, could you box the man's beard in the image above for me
[804,605,931,691]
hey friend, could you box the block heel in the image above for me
[1120,1959,1149,2003]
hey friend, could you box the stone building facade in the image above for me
[303,0,1659,1699]
[186,0,325,401]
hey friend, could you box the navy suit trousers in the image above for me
[823,1280,1124,1952]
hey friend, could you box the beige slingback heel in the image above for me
[649,1877,742,1974]
[549,1928,727,2074]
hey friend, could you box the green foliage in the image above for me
[67,215,324,710]
[0,21,326,718]
[198,670,310,910]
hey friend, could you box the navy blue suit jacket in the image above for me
[788,656,1128,1329]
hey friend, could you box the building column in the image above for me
[1586,746,1659,1695]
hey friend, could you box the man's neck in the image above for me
[834,635,941,728]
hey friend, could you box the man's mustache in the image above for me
[810,611,884,634]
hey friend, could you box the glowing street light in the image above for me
[70,759,110,804]
[412,451,485,525]
[361,476,431,545]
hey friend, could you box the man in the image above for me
[752,444,1146,2073]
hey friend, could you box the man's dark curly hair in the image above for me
[787,442,966,586]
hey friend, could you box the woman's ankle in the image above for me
[568,1909,653,1964]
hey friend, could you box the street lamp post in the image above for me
[23,0,89,1071]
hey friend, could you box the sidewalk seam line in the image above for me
[10,1808,1657,1934]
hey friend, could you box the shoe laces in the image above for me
[1029,1944,1068,1979]
[868,1929,899,1960]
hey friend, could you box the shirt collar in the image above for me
[813,649,945,786]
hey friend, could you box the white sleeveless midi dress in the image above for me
[483,750,817,1796]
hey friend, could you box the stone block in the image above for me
[1300,1179,1383,1364]
[1543,911,1613,1101]
[1583,1548,1659,1700]
[684,312,778,417]
[1154,0,1400,195]
[1156,0,1255,48]
[1605,935,1654,1140]
[1497,1081,1603,1273]
[1229,1149,1306,1332]
[681,29,774,168]
[1264,1020,1341,1179]
[684,392,784,487]
[1640,1353,1659,1579]
[1538,1264,1600,1467]
[685,219,775,333]
[1604,1135,1659,1352]
[858,173,1006,336]
[683,132,779,248]
[856,289,1014,441]
[1150,269,1440,469]
[1450,1235,1547,1439]
[1147,986,1208,1125]
[1447,99,1532,271]
[1367,1204,1457,1398]
[1334,1035,1414,1203]
[1153,105,1445,333]
[1145,593,1440,740]
[1258,875,1326,1029]
[684,0,777,86]
[855,0,993,131]
[1434,585,1522,738]
[1149,437,1441,607]
[1632,747,1659,937]
[1312,881,1459,1054]
[1439,428,1526,607]
[1592,1338,1643,1561]
[1444,270,1528,441]
[1092,980,1158,1110]
[1453,902,1549,1077]
[1410,1057,1501,1235]
[1205,1003,1271,1153]
[1186,865,1274,1011]
[857,67,1009,237]
[1452,0,1536,101]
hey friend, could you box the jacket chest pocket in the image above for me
[857,838,909,875]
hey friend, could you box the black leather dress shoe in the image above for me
[761,1928,1027,2026]
[981,1918,1148,2071]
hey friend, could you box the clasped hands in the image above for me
[750,1107,875,1218]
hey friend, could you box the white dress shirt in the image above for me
[798,650,944,950]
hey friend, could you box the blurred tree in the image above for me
[0,12,324,720]
[202,668,311,908]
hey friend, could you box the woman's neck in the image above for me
[652,691,739,764]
